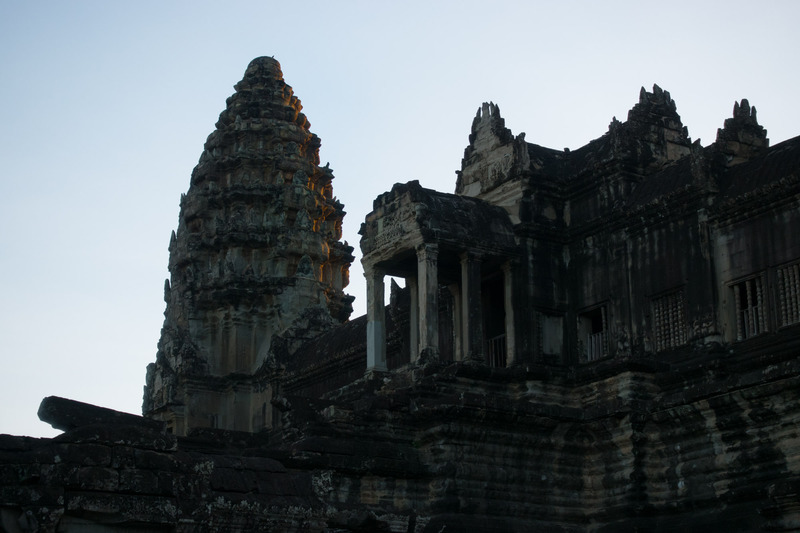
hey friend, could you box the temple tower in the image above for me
[143,57,354,435]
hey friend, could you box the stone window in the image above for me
[733,275,767,340]
[578,306,606,362]
[651,290,687,351]
[487,334,507,368]
[481,274,508,368]
[537,312,563,358]
[777,262,800,327]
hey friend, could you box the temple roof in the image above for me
[624,134,800,211]
[719,135,800,202]
[360,181,517,276]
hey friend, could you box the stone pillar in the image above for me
[520,236,537,365]
[407,276,419,363]
[460,252,484,362]
[503,261,516,366]
[365,266,387,371]
[448,284,463,361]
[417,244,439,362]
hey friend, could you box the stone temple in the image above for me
[2,57,800,532]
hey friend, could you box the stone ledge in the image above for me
[38,396,165,433]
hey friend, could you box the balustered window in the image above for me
[578,306,606,362]
[651,290,687,351]
[777,263,800,327]
[487,334,507,368]
[733,275,766,340]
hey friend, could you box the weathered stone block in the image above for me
[209,468,258,493]
[53,424,177,451]
[119,468,161,494]
[38,396,164,432]
[64,491,178,524]
[65,466,119,492]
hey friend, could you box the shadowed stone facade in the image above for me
[2,60,800,532]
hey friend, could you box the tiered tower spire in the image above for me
[143,57,353,435]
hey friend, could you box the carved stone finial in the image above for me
[457,100,522,195]
[736,98,750,118]
[621,84,691,169]
[715,98,768,165]
[730,98,759,123]
[243,56,283,80]
[653,83,663,98]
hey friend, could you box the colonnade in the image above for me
[365,244,515,371]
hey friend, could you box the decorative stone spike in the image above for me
[456,100,526,196]
[739,98,751,118]
[143,57,354,435]
[653,83,663,97]
[716,98,769,166]
[611,85,693,170]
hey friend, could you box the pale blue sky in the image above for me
[2,0,798,437]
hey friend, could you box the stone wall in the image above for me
[5,329,799,532]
